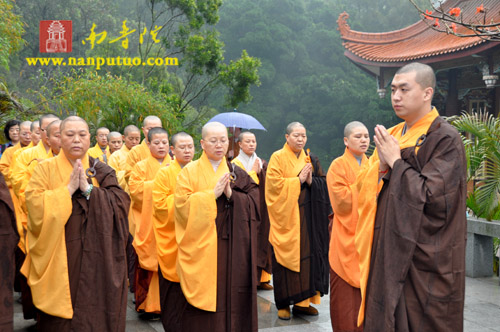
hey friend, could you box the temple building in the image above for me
[337,0,500,117]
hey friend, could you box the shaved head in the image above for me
[396,62,436,91]
[46,120,62,137]
[20,121,32,129]
[30,120,40,132]
[286,122,305,135]
[171,132,192,147]
[202,122,227,139]
[143,115,162,128]
[124,125,140,137]
[238,131,255,142]
[39,114,59,128]
[344,121,367,138]
[107,131,122,140]
[60,116,89,132]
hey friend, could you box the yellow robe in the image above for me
[125,139,149,183]
[22,151,98,319]
[152,159,184,282]
[265,143,306,273]
[326,148,368,288]
[11,141,54,215]
[87,143,110,163]
[108,144,130,191]
[129,154,171,313]
[355,108,439,325]
[174,152,229,311]
[0,143,26,249]
[232,157,259,184]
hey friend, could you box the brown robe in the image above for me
[256,161,272,281]
[37,158,130,332]
[272,154,331,309]
[364,117,467,332]
[163,162,260,332]
[0,173,18,331]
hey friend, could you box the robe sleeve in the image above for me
[24,162,74,319]
[152,168,178,281]
[174,165,218,312]
[265,152,302,272]
[327,158,355,224]
[128,162,146,210]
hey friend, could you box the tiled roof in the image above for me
[338,0,500,64]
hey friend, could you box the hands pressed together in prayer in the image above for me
[374,125,401,172]
[251,159,261,174]
[67,159,91,195]
[214,173,232,199]
[299,163,313,186]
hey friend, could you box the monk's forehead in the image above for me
[144,119,162,128]
[241,132,255,140]
[97,128,110,134]
[349,126,368,134]
[205,127,227,139]
[150,133,169,141]
[109,135,122,140]
[126,130,140,137]
[20,123,31,131]
[63,120,89,132]
[289,126,306,134]
[174,136,193,146]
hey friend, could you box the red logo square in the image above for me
[39,20,72,53]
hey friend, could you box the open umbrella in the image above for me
[207,110,266,131]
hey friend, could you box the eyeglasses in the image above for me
[20,133,31,137]
[206,138,228,146]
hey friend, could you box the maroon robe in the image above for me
[0,173,18,331]
[37,157,130,332]
[256,161,272,282]
[162,162,260,332]
[272,154,331,309]
[364,117,467,332]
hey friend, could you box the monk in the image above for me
[23,116,130,331]
[88,127,110,163]
[232,131,273,290]
[0,173,19,332]
[30,120,41,146]
[125,115,162,184]
[10,114,59,320]
[174,121,260,331]
[152,132,195,331]
[326,121,369,332]
[108,125,141,191]
[265,122,331,320]
[355,62,467,331]
[0,121,31,179]
[108,131,123,154]
[129,127,171,319]
[108,124,141,293]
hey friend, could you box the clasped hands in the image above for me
[299,163,313,185]
[214,173,232,199]
[67,159,91,195]
[374,125,401,172]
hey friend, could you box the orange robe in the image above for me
[174,152,229,311]
[108,144,130,192]
[129,154,171,313]
[355,108,439,325]
[327,148,368,287]
[87,143,110,163]
[265,143,306,272]
[125,139,149,183]
[152,159,184,283]
[22,152,98,318]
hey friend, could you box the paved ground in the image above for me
[13,276,500,331]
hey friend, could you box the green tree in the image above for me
[451,112,500,220]
[0,0,24,71]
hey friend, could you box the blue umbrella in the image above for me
[208,110,266,131]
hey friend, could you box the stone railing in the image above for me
[466,217,500,283]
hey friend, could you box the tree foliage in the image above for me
[0,0,24,71]
[451,112,500,220]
